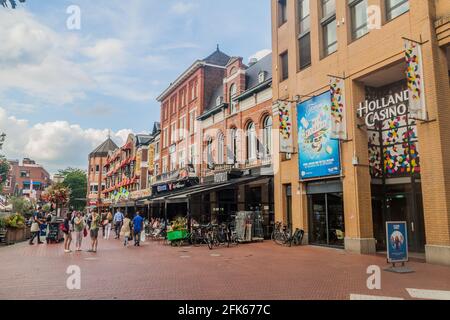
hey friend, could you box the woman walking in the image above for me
[120,215,132,247]
[104,211,113,240]
[63,212,72,253]
[73,211,85,251]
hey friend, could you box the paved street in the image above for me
[1,237,450,300]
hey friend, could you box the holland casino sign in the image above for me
[357,89,410,127]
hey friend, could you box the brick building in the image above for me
[87,138,118,211]
[271,0,450,265]
[4,158,51,201]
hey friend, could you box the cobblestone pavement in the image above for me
[1,236,450,300]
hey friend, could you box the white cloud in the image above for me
[171,2,196,15]
[249,49,272,62]
[0,107,131,174]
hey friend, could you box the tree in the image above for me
[0,156,10,193]
[10,196,34,216]
[58,168,87,211]
[1,0,26,9]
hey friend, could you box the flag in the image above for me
[404,39,427,120]
[278,102,294,153]
[329,76,347,139]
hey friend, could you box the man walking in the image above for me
[113,209,124,239]
[29,207,44,245]
[132,212,144,247]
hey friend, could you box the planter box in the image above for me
[5,228,27,244]
[167,229,188,242]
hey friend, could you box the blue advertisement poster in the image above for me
[297,91,341,179]
[386,221,409,263]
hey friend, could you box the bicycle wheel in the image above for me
[274,232,287,245]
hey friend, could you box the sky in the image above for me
[0,0,271,174]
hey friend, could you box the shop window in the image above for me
[280,51,289,81]
[278,0,287,26]
[349,0,369,40]
[385,0,409,21]
[321,0,337,57]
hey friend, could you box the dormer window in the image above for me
[216,96,223,106]
[258,71,266,83]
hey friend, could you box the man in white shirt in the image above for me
[113,210,125,239]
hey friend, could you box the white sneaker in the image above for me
[64,250,71,253]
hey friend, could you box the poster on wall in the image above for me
[278,101,294,153]
[386,221,409,263]
[404,39,427,120]
[329,76,347,139]
[297,91,341,179]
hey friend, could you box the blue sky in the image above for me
[0,0,271,173]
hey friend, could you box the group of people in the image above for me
[62,210,145,253]
[28,207,145,253]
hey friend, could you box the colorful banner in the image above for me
[329,76,347,139]
[386,221,409,263]
[404,39,427,120]
[297,92,341,179]
[278,102,294,153]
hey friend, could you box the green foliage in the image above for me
[0,156,10,193]
[171,217,187,231]
[0,216,6,229]
[4,213,25,229]
[58,168,87,211]
[42,203,52,213]
[10,196,34,216]
[1,0,26,9]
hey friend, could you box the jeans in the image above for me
[104,223,112,240]
[134,230,141,245]
[75,231,83,248]
[114,221,123,238]
[29,231,41,244]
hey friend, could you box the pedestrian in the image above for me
[104,211,113,240]
[120,214,132,246]
[62,212,72,253]
[113,209,125,239]
[132,211,144,247]
[29,207,44,245]
[73,211,85,252]
[88,211,101,253]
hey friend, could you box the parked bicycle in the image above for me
[206,223,238,250]
[271,222,304,247]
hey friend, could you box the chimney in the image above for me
[248,58,258,66]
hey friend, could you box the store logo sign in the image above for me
[357,89,409,127]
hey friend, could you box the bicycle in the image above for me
[271,222,304,247]
[206,223,236,250]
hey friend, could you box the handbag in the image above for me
[83,228,88,237]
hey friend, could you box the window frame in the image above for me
[349,0,369,41]
[278,0,288,27]
[385,0,409,21]
[280,51,289,81]
[321,0,337,57]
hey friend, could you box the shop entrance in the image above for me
[307,181,345,248]
[372,181,426,253]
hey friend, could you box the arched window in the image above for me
[246,122,257,160]
[229,128,238,165]
[206,137,214,167]
[263,116,273,157]
[217,133,224,164]
[229,84,237,114]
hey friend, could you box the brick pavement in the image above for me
[0,236,450,300]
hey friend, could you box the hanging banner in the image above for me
[329,76,347,139]
[278,102,294,153]
[297,92,341,179]
[404,39,427,120]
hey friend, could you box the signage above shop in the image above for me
[357,89,410,127]
[297,91,341,180]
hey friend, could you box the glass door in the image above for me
[309,194,328,245]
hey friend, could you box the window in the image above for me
[217,133,224,165]
[189,110,196,135]
[386,0,409,21]
[163,128,169,148]
[190,144,196,165]
[263,116,273,157]
[154,142,160,158]
[246,122,257,160]
[179,150,185,168]
[154,163,159,176]
[20,170,29,178]
[179,117,186,140]
[280,51,289,81]
[298,0,311,69]
[170,123,176,144]
[191,81,198,100]
[321,0,337,56]
[170,155,176,171]
[206,138,214,166]
[162,157,168,174]
[229,84,237,114]
[258,71,266,84]
[278,0,287,26]
[349,0,368,40]
[95,165,100,173]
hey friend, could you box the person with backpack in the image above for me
[62,212,72,253]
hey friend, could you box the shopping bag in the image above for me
[83,228,88,238]
[140,231,146,242]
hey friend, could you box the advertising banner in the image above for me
[278,101,294,153]
[404,39,427,120]
[329,76,347,139]
[297,92,341,179]
[386,221,409,263]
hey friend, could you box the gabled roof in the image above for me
[245,53,272,90]
[89,138,118,158]
[152,122,161,135]
[135,134,153,147]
